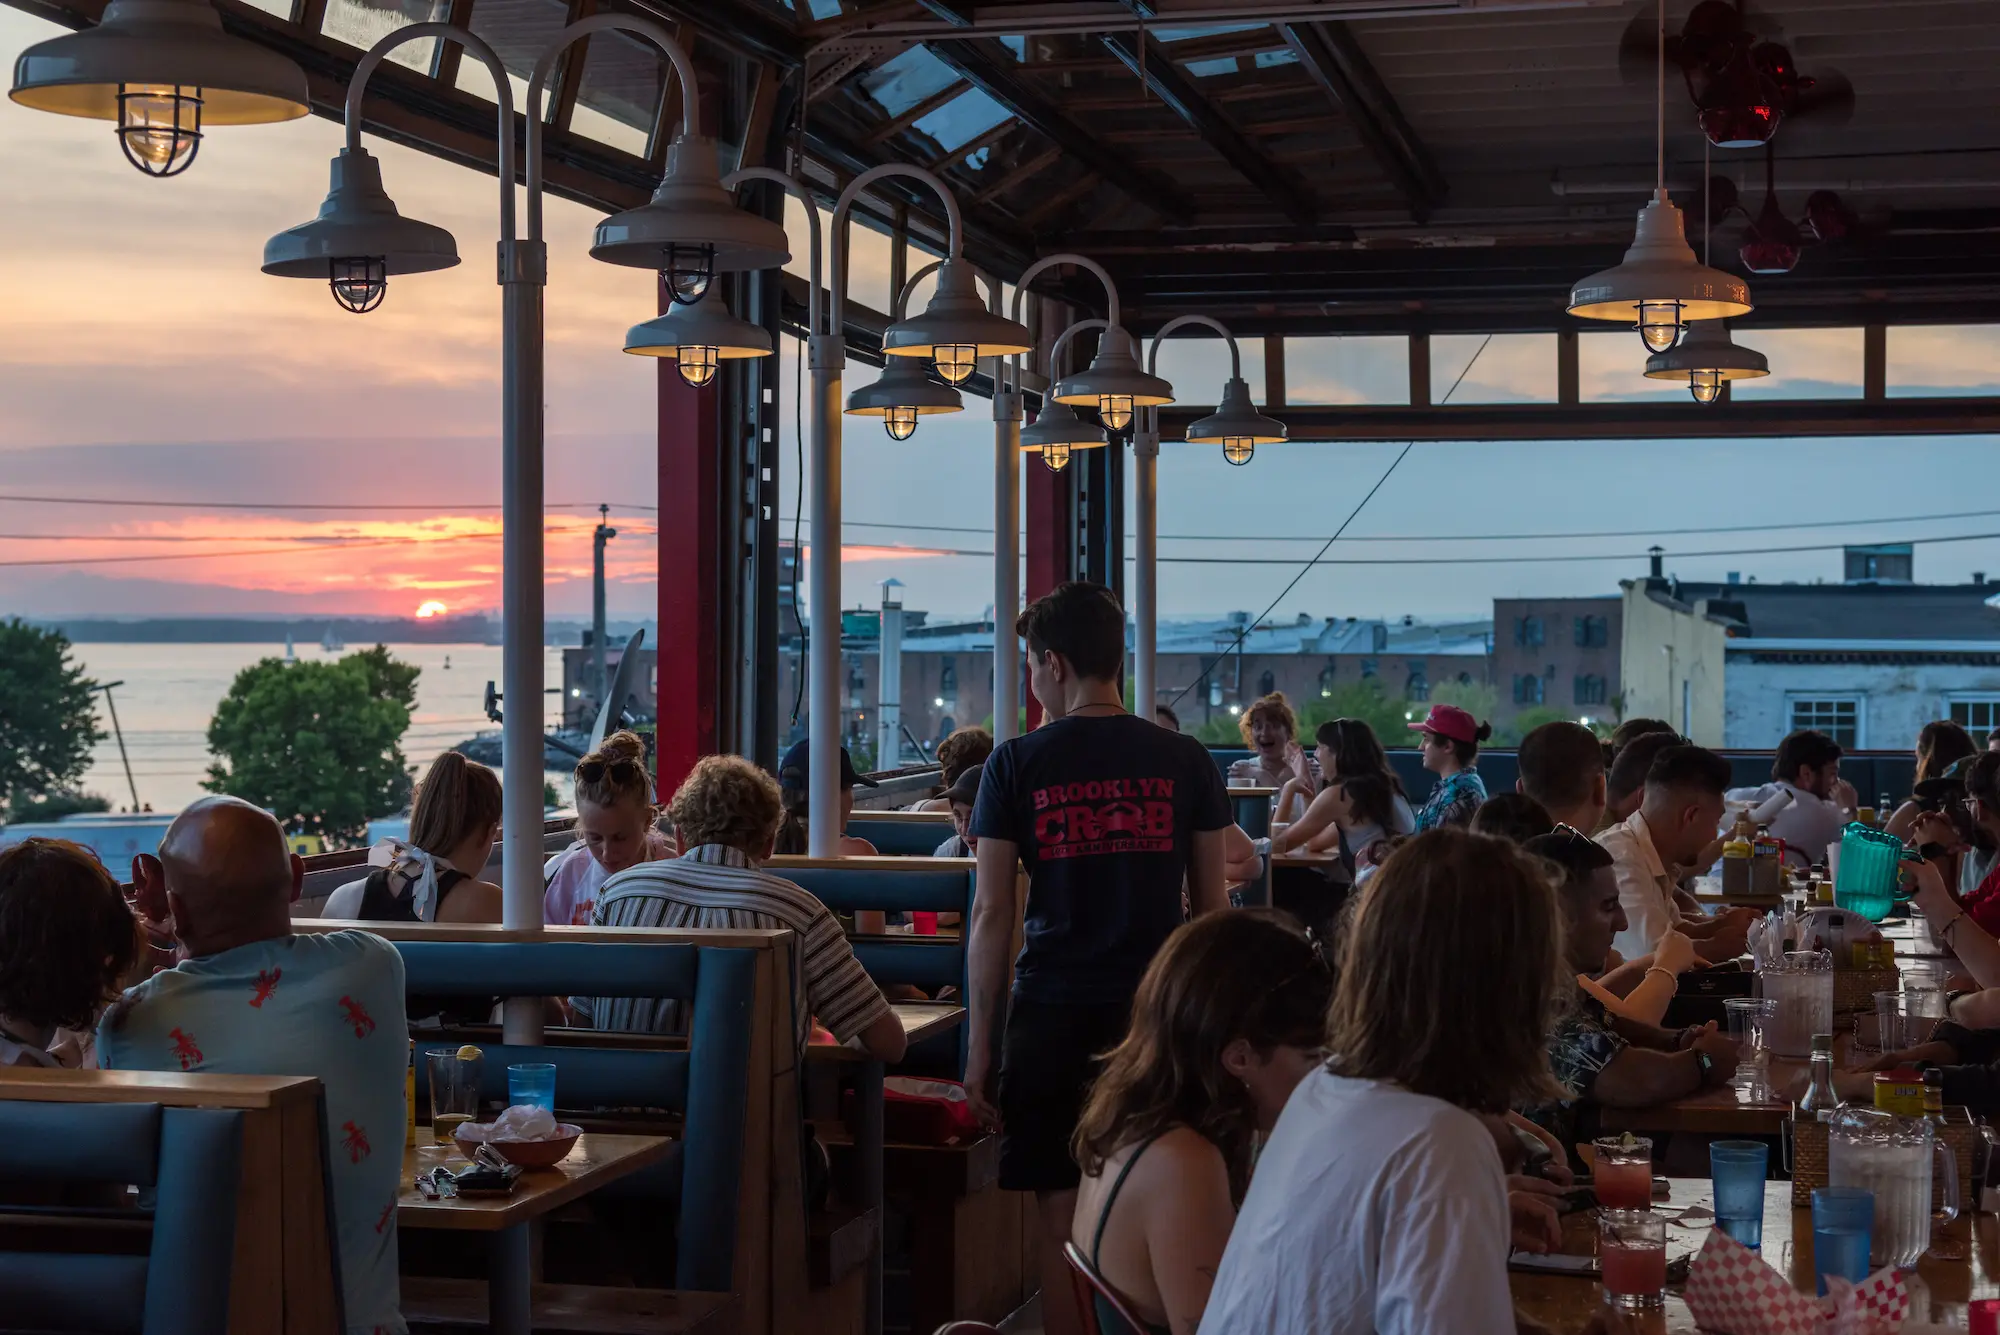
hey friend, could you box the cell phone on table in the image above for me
[1556,1186,1598,1215]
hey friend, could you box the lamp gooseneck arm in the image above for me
[896,260,945,321]
[724,166,823,337]
[1147,313,1242,380]
[345,24,517,244]
[525,14,700,242]
[829,163,964,343]
[1005,252,1123,396]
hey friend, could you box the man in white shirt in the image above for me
[1599,744,1755,964]
[1727,729,1857,869]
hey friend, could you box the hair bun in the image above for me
[1475,722,1493,742]
[591,730,646,764]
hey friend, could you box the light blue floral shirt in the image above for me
[1414,766,1487,832]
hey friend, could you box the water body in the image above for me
[68,643,567,813]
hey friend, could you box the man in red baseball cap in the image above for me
[1407,704,1493,831]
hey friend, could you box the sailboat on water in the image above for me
[283,631,296,663]
[320,626,345,653]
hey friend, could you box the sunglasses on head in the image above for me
[577,756,646,784]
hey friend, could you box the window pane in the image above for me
[1578,330,1684,402]
[455,0,569,119]
[1729,327,1864,399]
[570,28,664,158]
[843,219,895,317]
[914,88,1011,154]
[859,47,959,118]
[1950,699,2000,733]
[1789,698,1858,749]
[1889,325,2000,397]
[1432,333,1555,404]
[1148,334,1266,407]
[1285,336,1405,405]
[321,0,449,73]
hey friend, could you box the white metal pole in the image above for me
[808,333,844,857]
[993,388,1021,742]
[1132,416,1159,719]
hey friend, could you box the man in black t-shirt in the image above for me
[966,581,1231,1335]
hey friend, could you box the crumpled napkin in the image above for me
[1684,1229,1909,1335]
[456,1104,562,1143]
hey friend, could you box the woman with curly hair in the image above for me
[0,838,139,1067]
[914,726,995,812]
[1068,909,1331,1335]
[1226,693,1315,795]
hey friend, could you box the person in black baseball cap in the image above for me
[773,740,879,859]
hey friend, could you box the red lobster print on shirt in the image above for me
[339,995,376,1038]
[168,1027,203,1069]
[250,968,282,1008]
[1029,778,1177,860]
[341,1120,371,1164]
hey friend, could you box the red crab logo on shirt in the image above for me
[250,968,282,1008]
[341,1120,371,1164]
[168,1027,203,1069]
[375,1200,394,1234]
[339,995,376,1038]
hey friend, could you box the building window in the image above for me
[1318,663,1336,698]
[1513,675,1545,705]
[939,657,957,694]
[1573,674,1608,706]
[1514,616,1544,648]
[1789,697,1861,749]
[1258,669,1276,697]
[1947,696,2000,735]
[1457,671,1472,686]
[1360,658,1378,679]
[846,662,866,709]
[1405,661,1429,702]
[1573,615,1608,648]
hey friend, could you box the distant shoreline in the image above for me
[26,616,656,645]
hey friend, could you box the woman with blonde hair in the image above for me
[542,731,675,926]
[1069,909,1331,1335]
[1199,828,1582,1335]
[325,750,503,923]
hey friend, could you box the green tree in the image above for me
[204,648,420,845]
[9,789,111,823]
[0,619,102,814]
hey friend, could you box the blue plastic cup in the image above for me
[1710,1140,1770,1249]
[1811,1187,1874,1295]
[507,1062,557,1112]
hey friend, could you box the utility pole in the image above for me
[876,579,904,770]
[99,679,139,812]
[592,503,616,721]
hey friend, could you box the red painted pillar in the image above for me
[1021,446,1072,732]
[655,297,720,796]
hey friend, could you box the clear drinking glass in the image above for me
[425,1047,482,1145]
[1757,950,1834,1058]
[1724,997,1776,1097]
[1873,990,1904,1055]
[1599,1209,1667,1309]
[1903,982,1948,1046]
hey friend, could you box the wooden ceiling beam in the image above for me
[1279,20,1446,222]
[972,143,1062,205]
[863,77,969,145]
[1099,29,1316,227]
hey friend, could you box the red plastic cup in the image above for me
[1970,1298,2000,1335]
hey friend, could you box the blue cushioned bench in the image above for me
[846,811,955,857]
[0,1070,340,1335]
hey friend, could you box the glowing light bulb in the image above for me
[328,257,387,314]
[1689,369,1724,404]
[884,405,919,440]
[934,344,977,384]
[676,345,719,387]
[1221,438,1255,466]
[117,84,202,177]
[662,243,714,305]
[1098,394,1134,432]
[1636,300,1684,353]
[1041,441,1072,471]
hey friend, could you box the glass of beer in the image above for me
[426,1046,483,1145]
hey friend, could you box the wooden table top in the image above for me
[398,1131,671,1232]
[1598,1062,1801,1137]
[807,1002,965,1063]
[1272,850,1343,867]
[1512,1178,1994,1333]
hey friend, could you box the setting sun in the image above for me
[415,600,449,619]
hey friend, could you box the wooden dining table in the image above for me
[1511,1177,1997,1332]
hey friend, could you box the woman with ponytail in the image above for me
[324,750,503,923]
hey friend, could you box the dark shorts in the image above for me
[997,995,1133,1194]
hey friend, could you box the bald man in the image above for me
[105,797,409,1335]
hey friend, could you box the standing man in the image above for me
[965,581,1232,1335]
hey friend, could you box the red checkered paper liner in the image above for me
[1683,1229,1909,1334]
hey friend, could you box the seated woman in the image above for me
[325,750,503,923]
[1270,771,1405,883]
[1272,719,1414,857]
[1198,828,1623,1335]
[1885,719,1978,840]
[543,731,677,927]
[0,839,139,1068]
[914,726,994,813]
[773,739,881,858]
[1070,908,1331,1335]
[1226,694,1315,800]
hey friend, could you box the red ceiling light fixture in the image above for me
[1723,144,1857,275]
[1619,1,1853,151]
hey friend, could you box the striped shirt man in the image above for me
[574,844,890,1051]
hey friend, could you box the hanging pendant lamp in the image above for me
[262,147,459,313]
[1050,327,1174,434]
[622,286,774,388]
[1568,0,1751,349]
[1021,398,1108,471]
[1643,319,1768,403]
[1186,376,1286,466]
[881,259,1033,383]
[845,358,964,439]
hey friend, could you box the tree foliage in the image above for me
[0,619,102,813]
[9,790,112,822]
[204,646,419,844]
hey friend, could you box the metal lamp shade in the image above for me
[591,134,791,274]
[12,0,308,124]
[1568,196,1752,324]
[1021,399,1108,451]
[881,259,1032,361]
[845,358,964,417]
[1185,377,1287,445]
[1050,327,1175,409]
[1642,320,1770,382]
[261,148,458,279]
[623,290,774,360]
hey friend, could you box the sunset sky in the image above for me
[3,3,1999,626]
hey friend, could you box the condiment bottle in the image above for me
[1723,819,1754,895]
[1798,1033,1839,1123]
[1924,1069,1947,1126]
